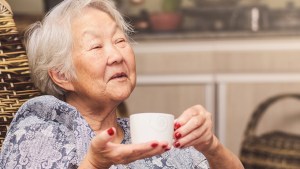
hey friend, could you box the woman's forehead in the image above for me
[71,11,120,38]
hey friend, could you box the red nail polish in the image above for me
[175,132,182,139]
[107,128,114,136]
[162,144,167,149]
[165,148,171,151]
[174,141,181,148]
[174,122,181,130]
[151,143,158,148]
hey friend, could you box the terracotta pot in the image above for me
[149,12,182,32]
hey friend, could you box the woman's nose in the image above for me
[107,45,123,65]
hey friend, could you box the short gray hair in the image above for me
[25,0,133,99]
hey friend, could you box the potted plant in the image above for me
[149,0,183,32]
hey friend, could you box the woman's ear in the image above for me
[48,70,75,91]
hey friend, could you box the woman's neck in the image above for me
[83,108,117,131]
[65,96,124,143]
[83,110,124,144]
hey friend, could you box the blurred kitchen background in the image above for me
[8,0,300,159]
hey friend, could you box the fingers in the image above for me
[175,105,206,132]
[173,105,214,150]
[175,105,204,125]
[175,115,206,138]
[174,105,208,139]
[117,141,170,163]
[181,123,213,149]
[186,132,214,151]
[107,141,170,165]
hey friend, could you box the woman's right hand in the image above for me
[79,127,170,169]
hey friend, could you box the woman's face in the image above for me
[69,7,136,105]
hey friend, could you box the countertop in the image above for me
[132,30,300,42]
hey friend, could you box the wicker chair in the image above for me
[0,0,41,149]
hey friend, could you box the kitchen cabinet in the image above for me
[216,75,300,155]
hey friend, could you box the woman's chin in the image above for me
[106,81,135,101]
[111,89,132,101]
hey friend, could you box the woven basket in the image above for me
[0,1,40,149]
[240,93,300,169]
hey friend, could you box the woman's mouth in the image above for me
[109,72,128,80]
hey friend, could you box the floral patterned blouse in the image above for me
[0,95,209,169]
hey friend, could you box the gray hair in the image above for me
[25,0,133,99]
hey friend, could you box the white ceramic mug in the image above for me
[130,113,174,145]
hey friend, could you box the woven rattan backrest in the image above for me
[0,0,40,148]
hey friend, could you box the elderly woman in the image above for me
[0,0,244,168]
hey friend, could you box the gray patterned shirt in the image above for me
[0,95,209,169]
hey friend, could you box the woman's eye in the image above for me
[115,39,127,48]
[91,45,102,50]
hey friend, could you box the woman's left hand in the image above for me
[173,105,217,153]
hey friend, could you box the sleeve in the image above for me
[0,115,78,169]
[189,147,210,169]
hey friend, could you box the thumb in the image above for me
[84,127,116,168]
[92,127,116,149]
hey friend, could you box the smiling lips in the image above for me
[109,72,128,80]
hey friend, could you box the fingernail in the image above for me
[174,141,181,148]
[165,148,171,151]
[151,143,158,148]
[107,128,114,136]
[175,132,181,139]
[162,144,167,149]
[174,122,181,130]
